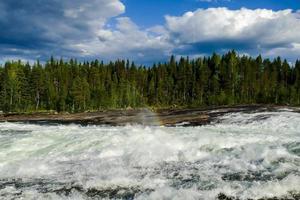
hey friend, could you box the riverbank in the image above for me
[0,105,299,126]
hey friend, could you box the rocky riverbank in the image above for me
[0,105,299,126]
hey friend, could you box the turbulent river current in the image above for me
[0,109,300,199]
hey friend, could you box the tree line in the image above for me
[0,50,300,113]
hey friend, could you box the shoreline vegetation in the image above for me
[0,105,299,126]
[0,51,300,114]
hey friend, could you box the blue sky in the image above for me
[0,0,300,64]
[124,0,300,27]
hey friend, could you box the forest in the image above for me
[0,50,300,113]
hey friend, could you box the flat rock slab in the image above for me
[0,105,299,126]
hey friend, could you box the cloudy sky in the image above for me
[0,0,300,64]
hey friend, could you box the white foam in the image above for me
[0,110,299,199]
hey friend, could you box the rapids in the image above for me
[0,109,299,199]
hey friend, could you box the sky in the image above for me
[0,0,300,64]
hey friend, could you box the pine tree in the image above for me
[71,76,90,111]
[0,52,298,112]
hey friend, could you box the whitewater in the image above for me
[0,109,299,199]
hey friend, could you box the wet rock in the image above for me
[0,105,297,127]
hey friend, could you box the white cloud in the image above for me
[1,2,300,63]
[164,7,300,59]
[53,0,126,48]
[72,17,172,62]
[0,0,126,60]
[264,43,300,61]
[63,0,125,21]
[166,8,299,43]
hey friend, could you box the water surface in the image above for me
[0,110,299,199]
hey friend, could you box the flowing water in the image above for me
[0,109,300,199]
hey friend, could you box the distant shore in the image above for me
[0,105,299,126]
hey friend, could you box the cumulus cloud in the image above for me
[1,3,300,63]
[0,0,125,61]
[165,8,300,59]
[0,0,172,63]
[73,17,173,63]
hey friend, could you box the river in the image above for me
[0,109,299,199]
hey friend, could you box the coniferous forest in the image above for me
[0,50,300,113]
